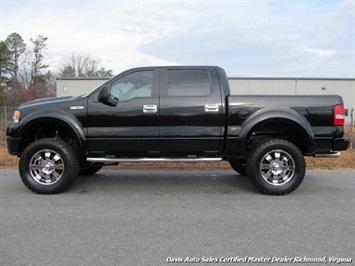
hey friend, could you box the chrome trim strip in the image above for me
[314,152,340,158]
[70,106,85,110]
[87,157,222,163]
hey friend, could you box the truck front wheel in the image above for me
[19,138,79,194]
[246,139,305,195]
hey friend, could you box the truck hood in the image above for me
[18,96,82,109]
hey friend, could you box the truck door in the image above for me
[86,69,159,155]
[159,67,224,156]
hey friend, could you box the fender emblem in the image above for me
[70,106,85,110]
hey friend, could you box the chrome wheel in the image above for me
[247,139,305,195]
[29,149,65,185]
[260,149,295,186]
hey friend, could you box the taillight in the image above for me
[334,105,345,126]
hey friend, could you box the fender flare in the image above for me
[16,109,86,147]
[236,107,315,154]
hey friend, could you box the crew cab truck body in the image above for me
[6,66,350,195]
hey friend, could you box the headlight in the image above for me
[13,111,20,123]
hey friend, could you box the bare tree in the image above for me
[30,35,49,85]
[59,52,113,77]
[1,33,53,105]
[18,49,33,88]
[17,35,49,89]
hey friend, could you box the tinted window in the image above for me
[110,71,153,101]
[167,69,211,97]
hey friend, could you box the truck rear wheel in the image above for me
[19,138,79,194]
[246,139,305,195]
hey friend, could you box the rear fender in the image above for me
[236,108,315,154]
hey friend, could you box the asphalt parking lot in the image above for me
[1,169,354,266]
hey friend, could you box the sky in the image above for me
[0,0,354,78]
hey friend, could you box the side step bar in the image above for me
[314,152,340,158]
[87,157,222,163]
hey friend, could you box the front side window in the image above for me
[167,69,211,97]
[110,70,153,101]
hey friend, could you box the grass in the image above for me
[0,145,20,168]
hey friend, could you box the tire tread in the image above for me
[19,138,79,194]
[246,139,305,195]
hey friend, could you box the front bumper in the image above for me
[6,137,21,156]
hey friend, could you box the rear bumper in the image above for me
[6,137,21,156]
[313,138,350,157]
[315,137,350,152]
[333,138,350,151]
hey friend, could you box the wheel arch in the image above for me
[237,108,315,154]
[16,109,86,153]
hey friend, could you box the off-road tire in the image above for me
[19,138,79,194]
[246,139,305,195]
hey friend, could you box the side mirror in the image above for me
[98,85,117,107]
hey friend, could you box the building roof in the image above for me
[56,77,111,81]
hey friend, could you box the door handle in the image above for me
[205,104,219,112]
[143,105,158,113]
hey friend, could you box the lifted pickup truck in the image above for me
[7,66,350,195]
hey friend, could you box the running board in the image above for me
[87,157,222,163]
[314,152,340,158]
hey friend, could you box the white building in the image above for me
[56,77,110,97]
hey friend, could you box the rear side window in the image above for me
[167,69,211,97]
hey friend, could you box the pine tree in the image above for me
[4,33,26,88]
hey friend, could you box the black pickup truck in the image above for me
[7,66,350,195]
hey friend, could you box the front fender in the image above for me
[12,109,85,146]
[236,107,315,154]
